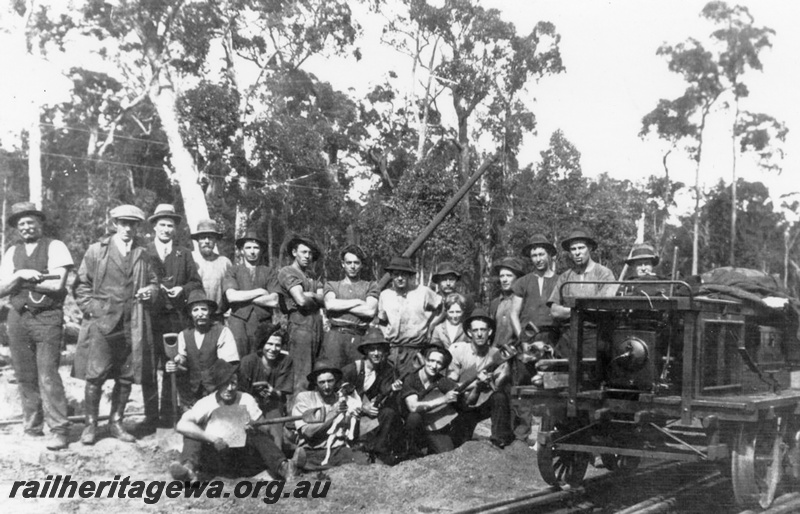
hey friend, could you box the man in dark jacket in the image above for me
[142,204,202,429]
[73,204,159,445]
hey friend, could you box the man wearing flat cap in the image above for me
[170,359,297,482]
[191,219,232,319]
[319,244,379,370]
[341,326,403,465]
[489,257,527,348]
[73,204,160,445]
[291,361,370,471]
[142,204,202,430]
[223,230,280,357]
[278,234,324,395]
[0,202,73,450]
[377,255,442,376]
[547,228,616,358]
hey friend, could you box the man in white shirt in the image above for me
[0,202,73,450]
[170,359,297,482]
[190,219,232,320]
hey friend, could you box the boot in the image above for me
[108,382,136,443]
[81,382,102,445]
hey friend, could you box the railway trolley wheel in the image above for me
[600,454,641,472]
[538,441,590,486]
[731,418,788,509]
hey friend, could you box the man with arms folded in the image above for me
[224,230,280,357]
[319,244,379,369]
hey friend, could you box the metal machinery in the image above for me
[512,280,800,509]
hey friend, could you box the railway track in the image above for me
[453,462,734,514]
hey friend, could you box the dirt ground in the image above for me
[0,343,565,514]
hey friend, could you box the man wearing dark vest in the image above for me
[341,326,403,465]
[0,202,73,450]
[167,290,240,409]
[223,231,280,357]
[73,205,160,445]
[143,204,202,429]
[278,234,324,395]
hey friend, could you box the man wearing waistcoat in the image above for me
[73,205,159,445]
[0,202,73,450]
[142,204,202,429]
[166,290,239,409]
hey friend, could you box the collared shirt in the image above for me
[112,234,132,256]
[447,342,510,384]
[547,261,616,307]
[177,326,240,362]
[378,285,441,347]
[154,239,173,261]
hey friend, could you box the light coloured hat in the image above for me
[148,204,183,224]
[8,202,45,227]
[109,204,145,222]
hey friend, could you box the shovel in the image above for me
[162,333,182,429]
[252,406,326,426]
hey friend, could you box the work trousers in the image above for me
[318,327,365,370]
[181,429,285,478]
[288,324,321,395]
[228,313,268,358]
[404,411,455,454]
[7,308,70,435]
[452,389,514,447]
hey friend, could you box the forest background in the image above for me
[1,0,798,303]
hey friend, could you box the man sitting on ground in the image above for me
[170,360,297,482]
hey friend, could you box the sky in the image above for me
[310,0,800,215]
[1,0,798,217]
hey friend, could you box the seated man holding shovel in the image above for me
[166,290,239,414]
[170,359,298,482]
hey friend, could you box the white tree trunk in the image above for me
[148,86,210,231]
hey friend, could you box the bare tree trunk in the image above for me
[730,99,740,267]
[148,86,210,230]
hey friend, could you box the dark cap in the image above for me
[185,289,218,314]
[462,306,496,333]
[202,360,238,392]
[235,230,267,249]
[491,257,526,278]
[8,202,45,227]
[285,234,322,260]
[521,234,557,257]
[385,256,415,274]
[432,262,462,283]
[306,361,343,388]
[357,326,391,355]
[561,228,597,251]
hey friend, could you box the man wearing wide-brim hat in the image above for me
[341,326,404,465]
[166,290,240,411]
[318,244,379,370]
[142,204,203,430]
[278,233,325,396]
[190,219,232,319]
[447,307,514,449]
[377,255,442,376]
[489,257,527,348]
[291,361,370,470]
[620,243,666,296]
[73,204,160,445]
[171,359,297,482]
[546,227,616,358]
[223,229,280,357]
[508,234,560,444]
[0,202,74,450]
[426,261,476,341]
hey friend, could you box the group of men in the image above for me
[0,200,663,481]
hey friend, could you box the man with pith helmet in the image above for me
[142,204,203,430]
[0,202,73,450]
[191,219,232,319]
[319,244,379,369]
[278,234,324,395]
[223,230,280,357]
[73,204,160,445]
[377,255,442,376]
